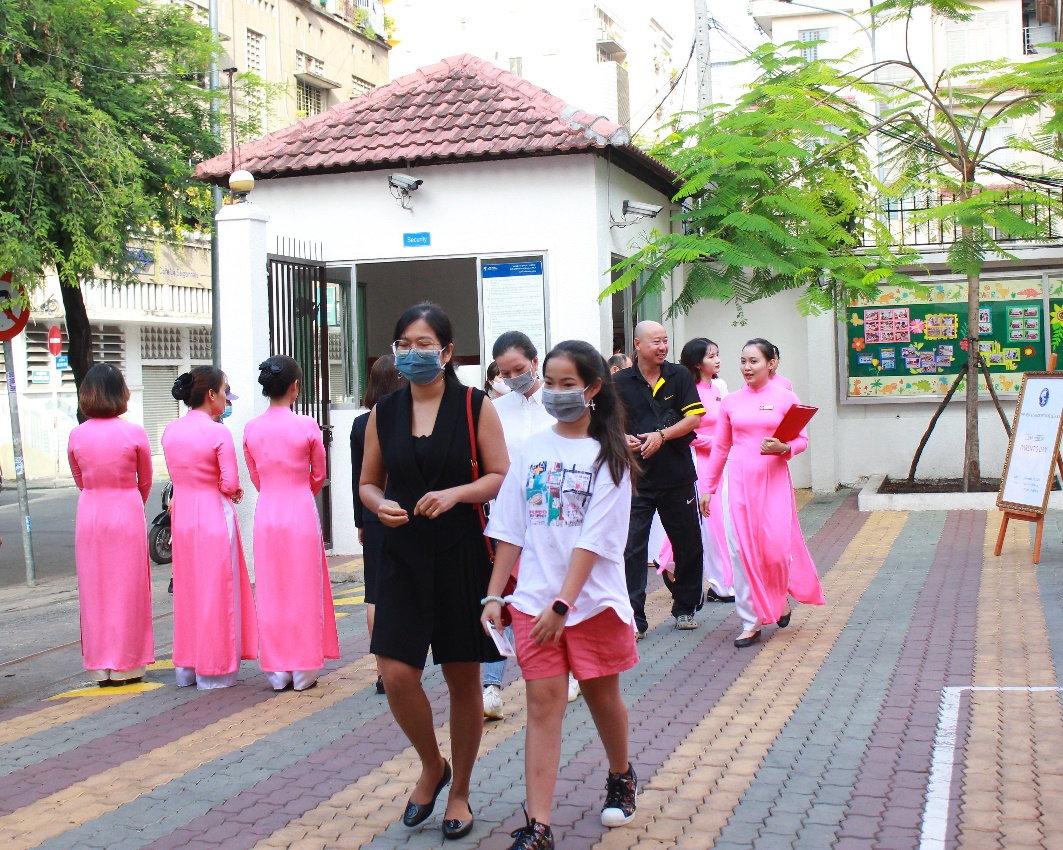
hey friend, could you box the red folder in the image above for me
[773,404,818,443]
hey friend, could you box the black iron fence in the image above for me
[266,239,333,547]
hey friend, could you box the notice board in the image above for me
[997,372,1063,515]
[843,278,1046,399]
[480,259,547,361]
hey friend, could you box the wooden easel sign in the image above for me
[996,372,1063,563]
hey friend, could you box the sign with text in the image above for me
[403,232,431,247]
[998,372,1063,514]
[55,355,69,370]
[481,260,547,363]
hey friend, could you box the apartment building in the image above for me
[388,0,688,141]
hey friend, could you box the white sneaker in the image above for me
[567,674,581,703]
[482,685,504,720]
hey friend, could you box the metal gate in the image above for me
[266,241,333,547]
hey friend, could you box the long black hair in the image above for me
[679,337,718,382]
[392,301,458,381]
[542,340,636,486]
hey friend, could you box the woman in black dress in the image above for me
[359,302,509,840]
[351,354,407,695]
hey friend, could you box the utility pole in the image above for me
[4,340,36,585]
[209,0,223,368]
[694,0,713,115]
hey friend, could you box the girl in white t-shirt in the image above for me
[483,340,639,850]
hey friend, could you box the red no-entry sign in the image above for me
[0,273,31,342]
[47,325,63,356]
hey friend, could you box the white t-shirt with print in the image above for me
[485,427,634,627]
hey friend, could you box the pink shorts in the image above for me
[510,607,639,682]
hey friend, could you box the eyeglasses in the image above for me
[392,340,442,355]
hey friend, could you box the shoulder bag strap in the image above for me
[466,388,495,562]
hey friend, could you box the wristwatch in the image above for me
[551,599,571,616]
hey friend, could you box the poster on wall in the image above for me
[843,278,1046,399]
[481,260,547,360]
[998,373,1063,515]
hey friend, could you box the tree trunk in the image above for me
[964,266,981,491]
[59,277,93,423]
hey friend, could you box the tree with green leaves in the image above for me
[0,0,219,397]
[609,0,1063,490]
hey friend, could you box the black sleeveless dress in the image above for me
[370,378,502,669]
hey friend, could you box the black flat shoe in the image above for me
[375,676,385,695]
[402,760,451,827]
[442,814,475,840]
[778,609,792,629]
[704,587,735,603]
[734,630,761,648]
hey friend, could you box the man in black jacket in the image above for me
[614,321,705,638]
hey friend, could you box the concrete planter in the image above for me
[857,473,1063,512]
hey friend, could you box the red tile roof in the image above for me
[196,54,678,194]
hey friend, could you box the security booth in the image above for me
[196,54,681,556]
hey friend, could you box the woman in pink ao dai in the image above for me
[68,364,154,685]
[244,355,338,691]
[163,366,258,689]
[702,338,825,648]
[657,337,734,601]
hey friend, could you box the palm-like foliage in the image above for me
[613,0,1063,488]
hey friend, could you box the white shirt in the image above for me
[485,428,634,626]
[491,383,555,461]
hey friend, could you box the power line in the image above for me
[631,34,697,139]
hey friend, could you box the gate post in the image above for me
[216,200,271,576]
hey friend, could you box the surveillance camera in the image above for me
[622,200,663,218]
[388,174,423,191]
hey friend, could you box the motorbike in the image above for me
[148,482,173,568]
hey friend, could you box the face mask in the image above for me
[395,348,444,385]
[503,369,536,394]
[221,405,233,420]
[542,387,589,422]
[491,379,511,396]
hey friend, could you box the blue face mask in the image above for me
[394,348,444,385]
[221,405,233,420]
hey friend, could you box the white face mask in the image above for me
[491,379,511,396]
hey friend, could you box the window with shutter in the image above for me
[945,13,1011,64]
[246,29,265,78]
[799,29,823,62]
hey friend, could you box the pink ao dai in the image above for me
[68,418,154,676]
[703,380,825,623]
[162,410,258,684]
[243,407,338,679]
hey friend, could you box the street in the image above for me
[1,493,1060,849]
[0,482,169,589]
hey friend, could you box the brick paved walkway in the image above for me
[2,492,1061,849]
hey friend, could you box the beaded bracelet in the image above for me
[480,595,507,607]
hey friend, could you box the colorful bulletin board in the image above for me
[844,277,1046,399]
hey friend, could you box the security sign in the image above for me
[0,273,31,342]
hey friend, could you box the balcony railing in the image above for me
[860,190,1063,247]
